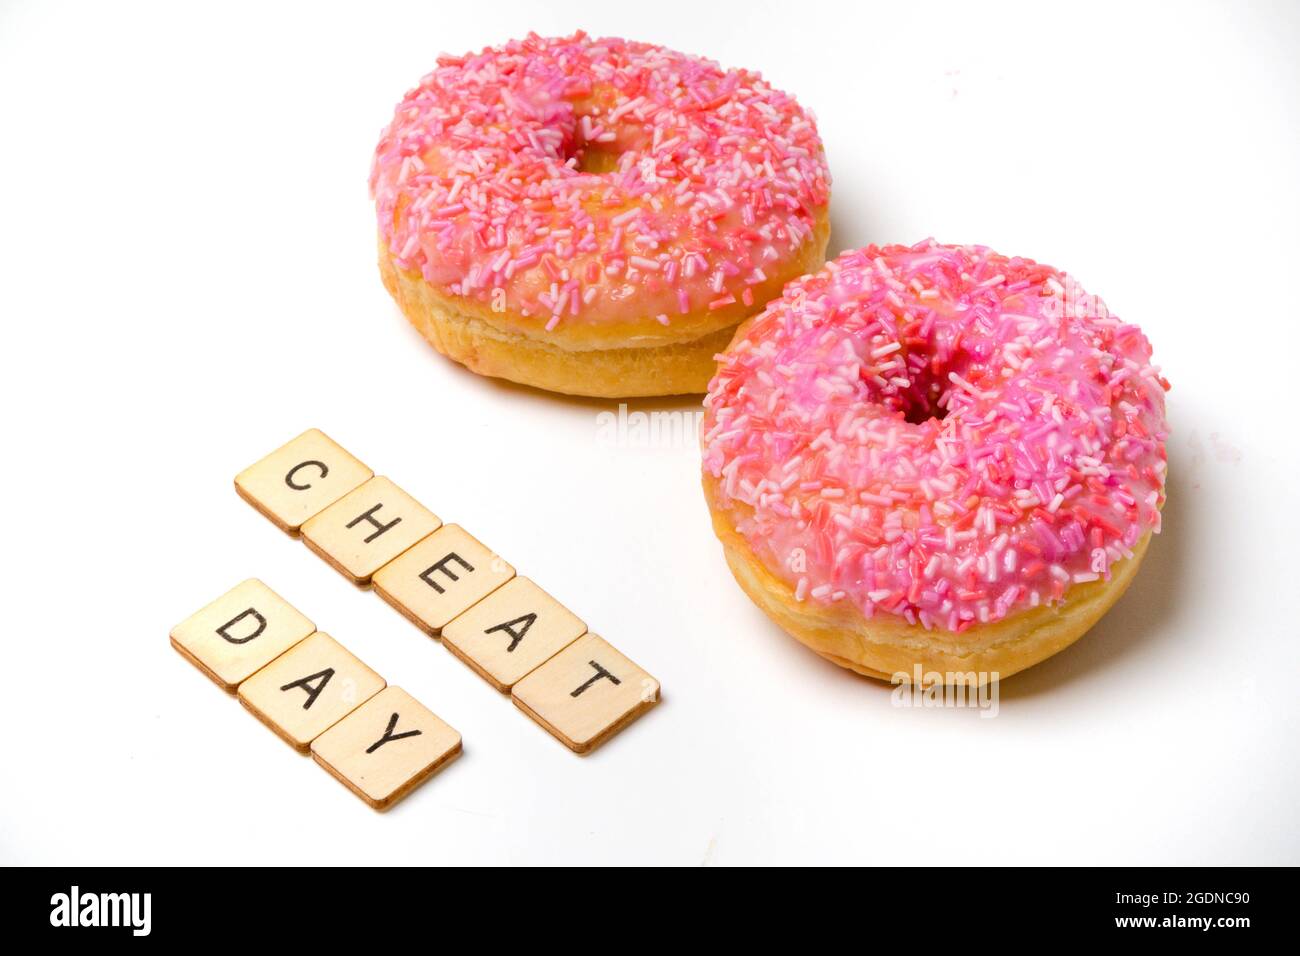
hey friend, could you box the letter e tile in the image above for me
[372,524,514,635]
[311,687,462,810]
[237,632,385,752]
[170,579,315,692]
[511,634,659,754]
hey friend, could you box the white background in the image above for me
[2,0,1297,866]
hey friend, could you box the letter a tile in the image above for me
[301,476,442,584]
[511,634,659,754]
[170,579,315,692]
[235,429,373,535]
[372,524,514,635]
[311,687,462,810]
[441,577,586,691]
[238,632,385,752]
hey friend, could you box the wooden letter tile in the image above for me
[300,476,441,584]
[511,634,659,754]
[235,429,373,535]
[372,524,514,635]
[442,577,586,692]
[237,632,385,752]
[311,687,462,810]
[170,579,315,692]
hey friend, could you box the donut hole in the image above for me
[575,146,623,174]
[886,332,990,426]
[883,357,954,426]
[567,103,647,175]
[902,385,950,426]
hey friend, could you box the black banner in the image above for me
[8,866,1286,939]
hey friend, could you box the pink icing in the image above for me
[369,32,830,330]
[702,241,1170,633]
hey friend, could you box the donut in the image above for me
[370,32,831,398]
[701,241,1169,683]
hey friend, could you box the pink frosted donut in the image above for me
[702,240,1170,682]
[370,31,832,398]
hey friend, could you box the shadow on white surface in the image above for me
[826,204,876,261]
